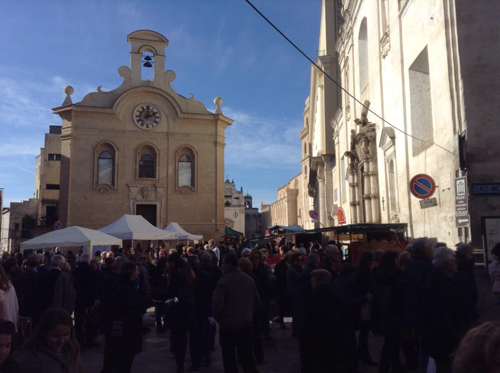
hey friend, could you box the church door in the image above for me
[136,204,157,227]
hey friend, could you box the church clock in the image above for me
[133,104,161,130]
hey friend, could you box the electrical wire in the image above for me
[244,0,458,157]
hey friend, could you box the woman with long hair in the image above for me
[166,252,196,373]
[16,307,82,372]
[0,319,20,373]
[0,265,18,332]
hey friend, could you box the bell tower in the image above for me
[127,30,169,83]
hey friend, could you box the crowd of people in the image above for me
[0,237,498,373]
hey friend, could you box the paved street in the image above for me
[81,269,499,373]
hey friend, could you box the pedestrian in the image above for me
[0,265,19,331]
[0,319,20,373]
[52,261,76,316]
[273,247,292,329]
[212,253,260,373]
[452,321,500,373]
[489,243,500,305]
[187,255,212,371]
[14,254,40,324]
[354,251,376,365]
[73,253,100,347]
[452,243,479,324]
[166,252,196,373]
[16,307,82,373]
[422,246,470,373]
[372,250,405,373]
[105,262,143,372]
[150,257,168,333]
[319,244,341,281]
[239,257,264,365]
[250,249,272,340]
[37,254,65,316]
[300,269,357,373]
[403,237,434,373]
[287,252,306,338]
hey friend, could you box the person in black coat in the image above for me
[287,253,306,337]
[422,246,471,373]
[37,254,65,319]
[300,269,357,373]
[273,247,292,329]
[319,244,341,282]
[250,249,272,340]
[166,252,196,373]
[372,251,405,373]
[452,243,479,325]
[13,254,41,323]
[187,255,212,371]
[106,262,143,373]
[354,251,376,365]
[403,237,434,373]
[73,253,100,347]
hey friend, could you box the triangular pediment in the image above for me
[379,127,395,150]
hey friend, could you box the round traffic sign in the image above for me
[53,220,63,230]
[309,210,319,220]
[410,174,436,199]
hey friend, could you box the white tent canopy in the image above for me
[164,222,203,241]
[20,226,122,252]
[99,214,177,240]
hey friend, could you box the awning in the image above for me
[267,224,306,234]
[225,226,244,237]
[100,214,177,240]
[164,222,203,241]
[20,226,122,252]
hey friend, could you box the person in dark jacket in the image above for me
[354,251,376,365]
[319,244,341,282]
[403,237,434,373]
[187,255,212,371]
[422,246,471,373]
[166,252,196,373]
[300,269,357,373]
[452,243,479,325]
[105,262,143,373]
[150,257,168,333]
[250,249,272,340]
[73,253,100,347]
[273,247,292,329]
[372,251,404,373]
[14,254,41,323]
[37,255,66,318]
[287,253,306,337]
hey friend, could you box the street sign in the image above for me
[337,207,346,225]
[410,174,436,199]
[53,220,63,230]
[471,183,500,195]
[455,177,468,227]
[456,215,470,228]
[309,210,319,220]
[419,197,438,209]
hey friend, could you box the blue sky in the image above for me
[0,0,321,209]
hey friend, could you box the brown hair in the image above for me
[238,258,253,274]
[453,321,500,373]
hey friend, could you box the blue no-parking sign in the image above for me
[53,220,63,230]
[309,210,319,220]
[410,174,436,199]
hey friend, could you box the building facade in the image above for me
[2,30,234,249]
[305,0,500,250]
[244,193,261,239]
[224,179,246,235]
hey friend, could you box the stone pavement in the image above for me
[81,269,499,373]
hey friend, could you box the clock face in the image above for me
[133,104,161,130]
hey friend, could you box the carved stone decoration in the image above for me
[96,184,112,193]
[141,185,151,200]
[155,184,165,199]
[346,105,351,121]
[128,184,139,199]
[180,186,193,195]
[380,31,391,59]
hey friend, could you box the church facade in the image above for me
[46,30,233,239]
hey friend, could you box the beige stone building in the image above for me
[3,30,233,249]
[267,0,500,255]
[224,179,246,235]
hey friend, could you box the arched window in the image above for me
[139,154,155,178]
[136,144,158,179]
[178,154,193,187]
[94,141,117,191]
[358,18,369,93]
[98,151,114,186]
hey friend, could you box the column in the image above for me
[369,159,380,223]
[363,161,373,223]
